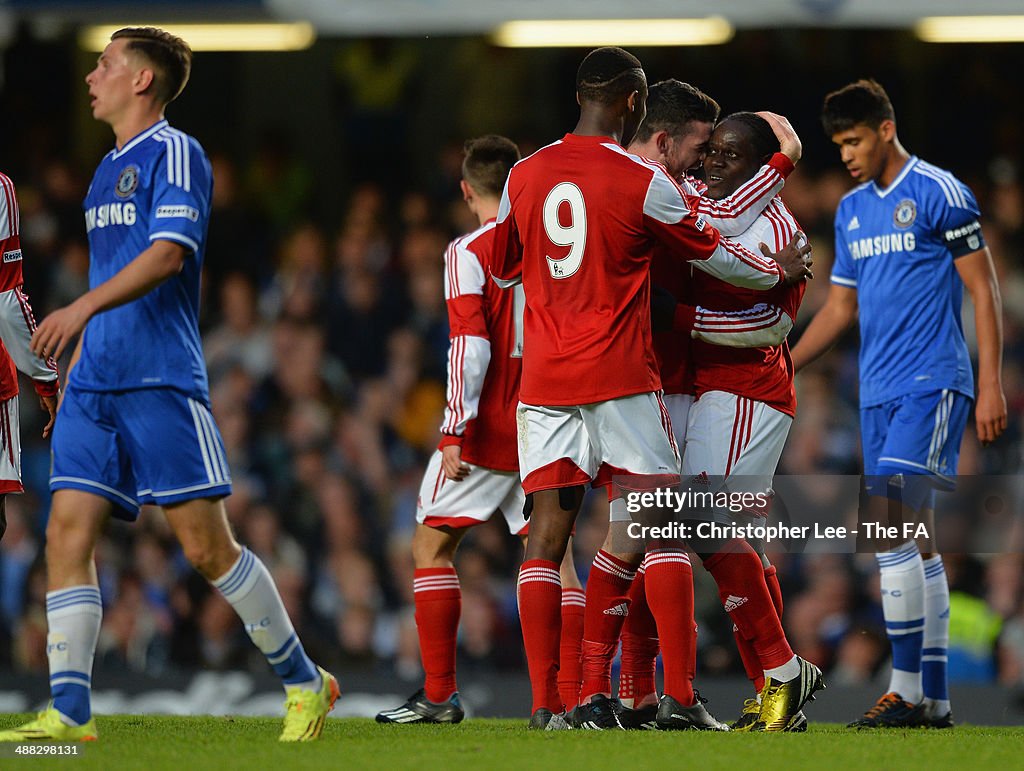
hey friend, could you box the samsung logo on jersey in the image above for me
[155,205,199,221]
[2,249,22,264]
[849,232,916,260]
[85,202,137,232]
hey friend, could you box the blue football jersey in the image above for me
[74,120,212,399]
[831,156,982,407]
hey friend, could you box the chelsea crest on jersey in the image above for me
[76,119,213,400]
[831,156,983,407]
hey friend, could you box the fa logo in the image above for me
[245,616,271,634]
[893,199,917,229]
[115,165,139,198]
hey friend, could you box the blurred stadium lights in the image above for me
[915,15,1024,42]
[491,18,733,47]
[259,0,1024,35]
[78,22,316,51]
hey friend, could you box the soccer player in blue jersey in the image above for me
[791,79,1006,729]
[0,27,338,743]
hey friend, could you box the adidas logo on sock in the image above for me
[603,602,630,616]
[723,595,748,612]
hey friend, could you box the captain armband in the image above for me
[943,219,986,258]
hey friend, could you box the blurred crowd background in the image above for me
[0,25,1023,701]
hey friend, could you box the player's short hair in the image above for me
[821,78,895,135]
[632,79,720,144]
[462,135,521,198]
[721,112,780,160]
[576,47,646,105]
[112,27,192,106]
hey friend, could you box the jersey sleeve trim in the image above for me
[445,235,487,300]
[695,236,783,289]
[0,286,59,387]
[0,174,19,241]
[693,303,794,348]
[912,163,969,210]
[440,334,491,439]
[154,128,193,192]
[831,275,857,287]
[446,294,489,339]
[150,231,199,253]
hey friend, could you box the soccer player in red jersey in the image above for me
[0,171,60,541]
[376,136,583,725]
[491,47,812,730]
[681,112,819,731]
[607,83,805,731]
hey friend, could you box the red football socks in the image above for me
[558,587,585,711]
[618,567,659,707]
[518,559,563,713]
[704,540,793,671]
[414,567,462,703]
[764,564,784,618]
[580,550,636,703]
[733,564,785,693]
[644,549,696,705]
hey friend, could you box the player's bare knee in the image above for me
[44,515,95,566]
[181,535,241,580]
[524,529,570,563]
[411,524,460,567]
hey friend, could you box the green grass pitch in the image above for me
[0,716,1021,770]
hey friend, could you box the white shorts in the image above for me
[663,393,694,449]
[517,391,680,495]
[416,449,527,535]
[0,394,21,494]
[681,391,791,505]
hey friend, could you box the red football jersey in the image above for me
[0,174,58,403]
[650,157,793,397]
[439,220,522,472]
[492,134,783,406]
[691,198,806,416]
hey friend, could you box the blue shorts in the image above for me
[51,386,232,520]
[861,389,971,508]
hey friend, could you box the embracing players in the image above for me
[491,47,814,730]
